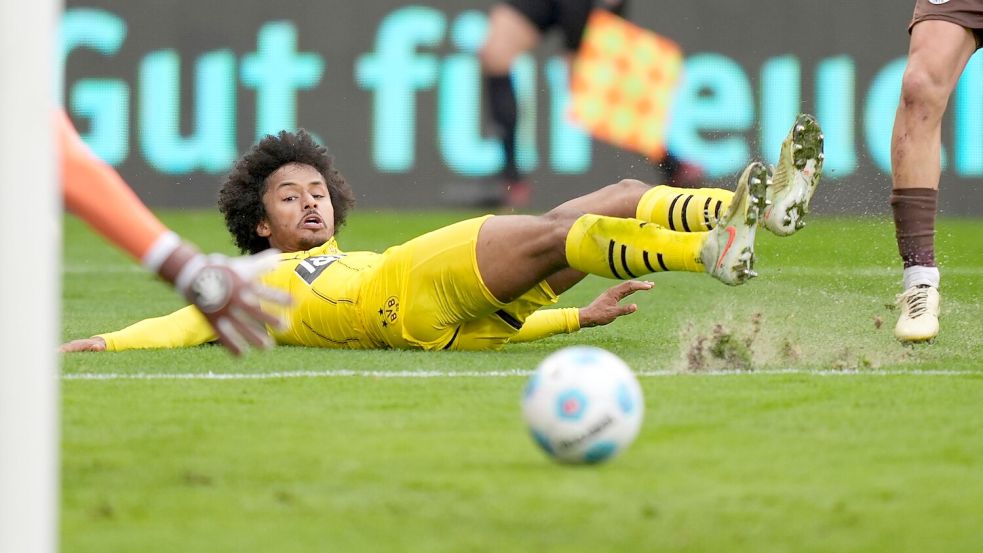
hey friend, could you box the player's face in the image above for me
[257,163,335,252]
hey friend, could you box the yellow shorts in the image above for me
[360,216,558,351]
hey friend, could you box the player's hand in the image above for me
[162,246,292,356]
[578,280,653,328]
[59,337,107,353]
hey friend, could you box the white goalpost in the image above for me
[0,0,62,552]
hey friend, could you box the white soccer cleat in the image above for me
[895,284,940,343]
[762,114,824,236]
[700,162,769,286]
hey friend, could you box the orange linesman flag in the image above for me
[570,10,683,160]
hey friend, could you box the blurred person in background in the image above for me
[479,0,703,209]
[889,0,982,343]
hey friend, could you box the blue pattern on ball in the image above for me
[617,382,634,415]
[530,429,554,456]
[523,372,540,399]
[583,441,618,463]
[556,389,588,421]
[570,346,601,366]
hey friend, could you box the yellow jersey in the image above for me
[100,218,582,352]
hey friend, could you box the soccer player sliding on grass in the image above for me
[58,110,290,355]
[62,115,824,353]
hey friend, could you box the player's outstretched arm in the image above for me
[58,111,290,355]
[60,337,107,352]
[61,305,214,353]
[157,247,291,355]
[59,250,292,355]
[510,280,653,343]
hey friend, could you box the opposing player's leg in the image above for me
[895,284,941,343]
[890,20,977,342]
[762,113,825,236]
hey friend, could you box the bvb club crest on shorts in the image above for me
[570,10,683,160]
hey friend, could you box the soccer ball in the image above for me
[521,346,644,464]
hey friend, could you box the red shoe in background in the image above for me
[658,152,705,189]
[503,179,532,210]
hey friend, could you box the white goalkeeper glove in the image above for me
[156,240,292,356]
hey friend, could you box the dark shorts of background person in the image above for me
[504,0,630,51]
[910,0,983,49]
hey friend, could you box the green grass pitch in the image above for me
[62,211,983,553]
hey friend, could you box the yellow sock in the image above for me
[636,185,734,232]
[565,214,705,279]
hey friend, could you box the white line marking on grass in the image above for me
[63,266,143,274]
[769,267,983,277]
[62,368,981,381]
[64,266,983,277]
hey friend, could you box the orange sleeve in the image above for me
[58,110,168,261]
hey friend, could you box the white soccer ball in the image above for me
[521,346,644,464]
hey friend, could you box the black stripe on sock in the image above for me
[714,200,723,221]
[657,253,669,272]
[620,244,638,278]
[607,240,623,279]
[643,251,656,273]
[681,195,694,232]
[703,197,713,230]
[667,194,683,231]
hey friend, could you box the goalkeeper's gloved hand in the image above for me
[158,243,292,356]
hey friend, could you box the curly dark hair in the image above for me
[218,129,356,254]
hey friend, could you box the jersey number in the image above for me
[294,254,344,285]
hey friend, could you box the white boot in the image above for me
[700,162,769,286]
[762,114,824,236]
[895,266,941,342]
[895,285,940,342]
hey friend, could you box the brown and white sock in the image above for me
[890,187,940,290]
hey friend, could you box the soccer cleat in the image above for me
[894,284,940,342]
[762,114,824,236]
[699,162,769,286]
